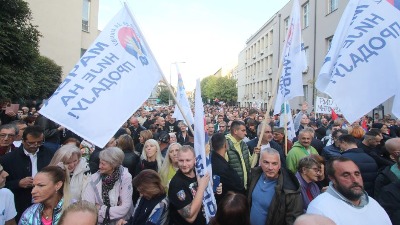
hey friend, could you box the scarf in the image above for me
[101,166,121,225]
[295,172,320,211]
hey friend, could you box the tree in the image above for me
[0,0,62,101]
[200,76,237,104]
[158,85,171,104]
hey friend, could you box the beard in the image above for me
[335,180,364,201]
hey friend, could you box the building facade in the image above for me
[25,0,100,79]
[237,0,348,111]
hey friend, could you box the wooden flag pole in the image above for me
[251,63,283,168]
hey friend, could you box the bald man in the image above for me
[294,214,336,225]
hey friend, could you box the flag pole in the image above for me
[251,63,283,167]
[284,102,288,156]
[125,3,195,134]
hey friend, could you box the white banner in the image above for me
[279,102,296,141]
[274,0,307,115]
[172,64,194,125]
[194,79,217,223]
[39,4,162,147]
[316,0,400,123]
[315,96,342,114]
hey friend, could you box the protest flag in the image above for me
[331,108,339,121]
[39,4,162,147]
[194,79,217,222]
[273,0,307,116]
[279,102,296,142]
[316,0,400,123]
[172,64,195,125]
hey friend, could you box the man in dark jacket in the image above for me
[378,181,400,225]
[375,137,400,199]
[247,123,286,168]
[0,125,54,221]
[321,129,347,161]
[128,116,146,145]
[248,148,303,225]
[338,134,378,197]
[211,133,245,203]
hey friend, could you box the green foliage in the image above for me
[200,76,237,103]
[0,0,40,67]
[158,85,171,104]
[0,0,61,101]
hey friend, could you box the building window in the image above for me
[303,85,308,102]
[326,36,333,52]
[82,0,90,32]
[302,2,309,29]
[284,17,289,37]
[328,0,338,14]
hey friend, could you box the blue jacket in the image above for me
[321,144,341,161]
[342,148,378,197]
[19,199,63,225]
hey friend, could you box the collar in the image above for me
[23,148,38,157]
[226,134,241,144]
[326,182,369,208]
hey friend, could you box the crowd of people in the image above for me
[0,99,399,225]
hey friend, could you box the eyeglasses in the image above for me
[24,140,44,147]
[392,151,400,157]
[308,167,321,173]
[0,133,15,139]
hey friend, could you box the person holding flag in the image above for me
[168,145,210,225]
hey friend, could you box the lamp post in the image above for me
[169,61,186,106]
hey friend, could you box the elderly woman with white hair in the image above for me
[49,144,90,202]
[82,147,133,225]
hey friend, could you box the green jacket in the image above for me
[226,134,251,188]
[286,141,319,173]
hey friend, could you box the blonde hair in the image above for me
[160,142,181,188]
[59,201,98,225]
[141,139,163,173]
[49,144,82,167]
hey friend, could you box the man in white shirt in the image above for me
[0,125,54,221]
[307,157,391,225]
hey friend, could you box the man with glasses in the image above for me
[0,125,54,221]
[0,124,18,156]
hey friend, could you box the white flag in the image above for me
[316,0,400,123]
[172,64,195,125]
[194,79,217,222]
[279,102,296,141]
[273,0,307,115]
[39,4,162,147]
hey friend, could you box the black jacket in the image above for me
[246,138,286,168]
[211,151,245,203]
[378,181,400,225]
[342,148,378,197]
[0,145,54,220]
[122,150,139,177]
[375,165,398,199]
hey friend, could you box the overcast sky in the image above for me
[99,0,290,90]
